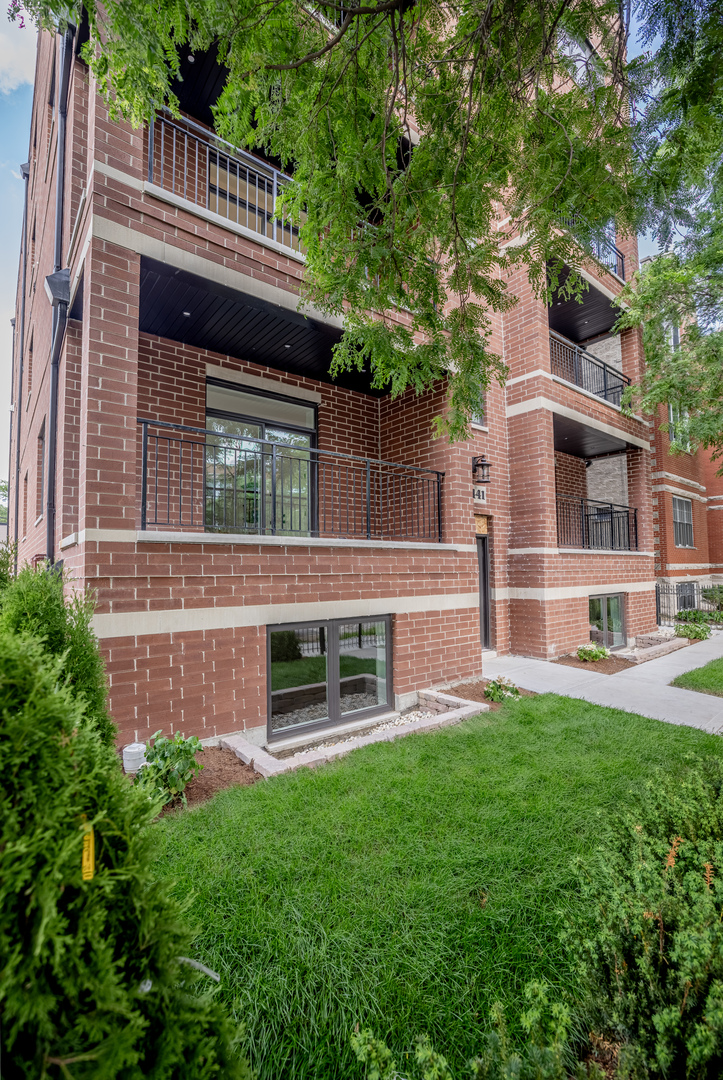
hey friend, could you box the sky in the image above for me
[0,16,661,484]
[0,16,36,483]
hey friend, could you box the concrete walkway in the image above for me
[483,633,723,734]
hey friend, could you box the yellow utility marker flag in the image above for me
[81,825,95,881]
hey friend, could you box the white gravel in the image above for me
[290,707,437,756]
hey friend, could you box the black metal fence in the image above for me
[139,418,444,543]
[549,331,630,406]
[147,113,303,253]
[656,581,723,625]
[556,494,638,550]
[557,213,626,279]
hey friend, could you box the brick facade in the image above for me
[8,29,659,747]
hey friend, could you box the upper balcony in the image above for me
[147,113,304,255]
[549,330,629,407]
[138,418,444,544]
[558,214,626,281]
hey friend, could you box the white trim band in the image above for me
[59,528,476,554]
[92,591,481,639]
[492,580,655,601]
[505,395,649,450]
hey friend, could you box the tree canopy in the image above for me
[14,0,722,438]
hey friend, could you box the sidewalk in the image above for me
[483,634,723,734]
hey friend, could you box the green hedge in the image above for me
[0,633,251,1078]
[0,559,115,745]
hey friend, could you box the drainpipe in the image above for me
[45,25,74,564]
[12,161,30,570]
[7,317,14,536]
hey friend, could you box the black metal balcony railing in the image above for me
[556,494,638,551]
[558,213,626,280]
[138,419,444,543]
[147,113,304,253]
[549,331,630,406]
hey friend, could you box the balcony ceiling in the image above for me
[553,413,629,458]
[548,265,619,344]
[139,257,387,396]
[171,44,229,130]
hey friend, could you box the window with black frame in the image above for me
[205,380,316,535]
[267,617,392,738]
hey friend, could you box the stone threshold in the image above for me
[219,689,488,778]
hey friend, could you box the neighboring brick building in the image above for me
[8,27,658,748]
[650,402,723,595]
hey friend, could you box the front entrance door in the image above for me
[477,535,491,649]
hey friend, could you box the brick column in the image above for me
[627,445,653,554]
[620,324,645,385]
[77,237,141,532]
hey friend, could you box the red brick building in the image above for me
[8,27,658,748]
[650,401,723,612]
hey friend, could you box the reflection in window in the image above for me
[269,626,328,733]
[339,620,387,715]
[589,593,624,648]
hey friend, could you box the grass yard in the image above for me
[154,694,723,1079]
[671,656,723,696]
[271,654,379,690]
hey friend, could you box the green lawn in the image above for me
[671,657,723,696]
[271,654,380,691]
[154,695,723,1079]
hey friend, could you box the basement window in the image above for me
[589,593,625,649]
[267,616,392,740]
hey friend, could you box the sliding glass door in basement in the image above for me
[267,617,392,739]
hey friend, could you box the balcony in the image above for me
[556,494,638,551]
[549,331,629,407]
[558,213,626,280]
[139,419,444,543]
[147,114,304,253]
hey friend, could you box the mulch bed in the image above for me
[182,747,258,807]
[552,654,635,675]
[450,679,536,713]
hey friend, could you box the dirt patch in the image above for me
[552,654,636,675]
[182,747,259,807]
[450,679,536,713]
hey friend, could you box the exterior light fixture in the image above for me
[182,311,191,317]
[472,455,492,484]
[284,343,292,348]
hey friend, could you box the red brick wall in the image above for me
[555,451,587,498]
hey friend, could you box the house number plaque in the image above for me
[472,484,487,504]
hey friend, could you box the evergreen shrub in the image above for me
[0,562,115,744]
[567,756,723,1078]
[0,633,251,1079]
[270,629,302,662]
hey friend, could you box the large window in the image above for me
[205,380,316,535]
[672,496,694,548]
[589,593,625,649]
[267,617,392,739]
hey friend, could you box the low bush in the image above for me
[577,643,610,662]
[0,563,115,744]
[567,755,723,1079]
[351,983,602,1079]
[136,729,204,806]
[483,676,520,703]
[675,621,711,640]
[0,633,251,1078]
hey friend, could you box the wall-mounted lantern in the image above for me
[472,455,492,484]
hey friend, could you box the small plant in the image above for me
[135,729,204,806]
[350,983,602,1079]
[483,676,520,703]
[577,643,610,662]
[676,621,711,640]
[270,629,303,662]
[675,609,709,624]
